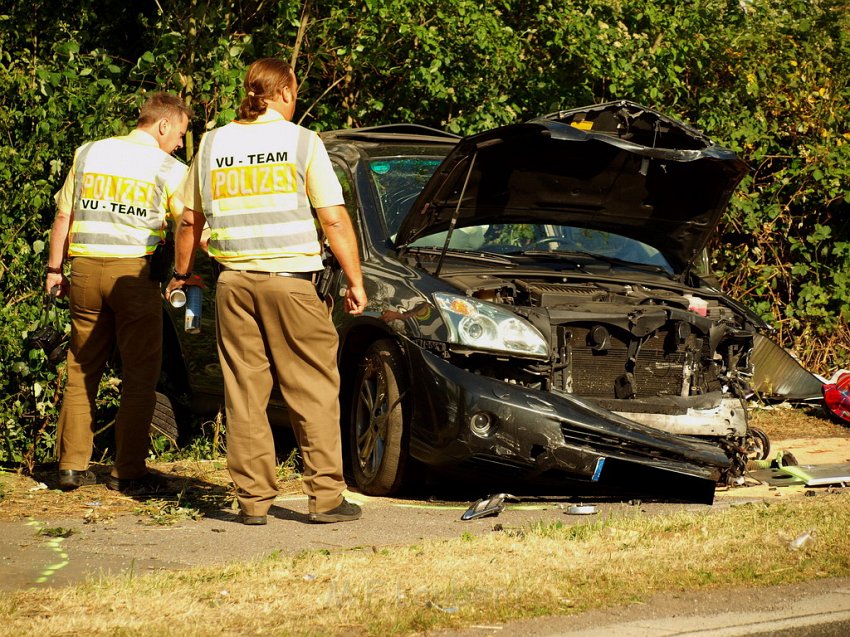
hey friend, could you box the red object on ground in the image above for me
[822,370,850,425]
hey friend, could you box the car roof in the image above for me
[321,123,460,146]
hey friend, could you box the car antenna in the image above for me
[435,149,478,278]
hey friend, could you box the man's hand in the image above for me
[164,276,187,303]
[345,284,367,315]
[164,273,204,303]
[45,272,69,298]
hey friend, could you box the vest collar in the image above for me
[124,129,160,147]
[252,110,288,124]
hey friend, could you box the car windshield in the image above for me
[411,224,673,272]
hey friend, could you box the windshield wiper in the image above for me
[517,249,676,279]
[576,251,675,277]
[506,250,588,271]
[406,246,514,264]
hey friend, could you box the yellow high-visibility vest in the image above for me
[69,135,184,258]
[198,118,320,262]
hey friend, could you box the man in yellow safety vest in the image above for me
[46,92,192,495]
[167,58,367,525]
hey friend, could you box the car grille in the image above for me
[559,423,681,463]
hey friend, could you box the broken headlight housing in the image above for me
[434,292,548,358]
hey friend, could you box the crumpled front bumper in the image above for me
[405,343,731,503]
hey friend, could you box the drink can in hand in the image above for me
[169,288,187,308]
[185,285,202,334]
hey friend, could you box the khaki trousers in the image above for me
[58,257,162,479]
[215,270,345,517]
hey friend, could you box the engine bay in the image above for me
[442,272,756,407]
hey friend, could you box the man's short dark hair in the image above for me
[138,92,194,127]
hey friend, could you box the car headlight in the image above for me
[433,292,549,358]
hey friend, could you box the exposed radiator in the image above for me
[553,325,688,398]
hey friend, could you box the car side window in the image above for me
[333,163,360,233]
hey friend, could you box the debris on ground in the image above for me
[460,493,518,521]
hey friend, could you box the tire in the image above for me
[348,339,410,496]
[151,391,179,445]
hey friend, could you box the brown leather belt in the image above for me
[229,269,315,281]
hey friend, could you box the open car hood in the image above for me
[395,100,749,270]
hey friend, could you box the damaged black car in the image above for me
[165,100,804,504]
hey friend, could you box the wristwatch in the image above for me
[173,271,192,281]
[46,265,63,274]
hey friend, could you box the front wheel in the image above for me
[348,339,410,496]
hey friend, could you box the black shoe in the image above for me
[57,469,96,491]
[308,499,362,524]
[105,471,178,497]
[237,513,268,526]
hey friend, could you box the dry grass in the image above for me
[1,494,849,637]
[0,457,305,523]
[751,402,848,440]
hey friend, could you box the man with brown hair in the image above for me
[167,58,367,525]
[47,92,193,495]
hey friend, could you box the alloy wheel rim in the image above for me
[355,357,390,479]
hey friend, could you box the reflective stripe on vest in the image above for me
[199,120,319,261]
[68,137,178,258]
